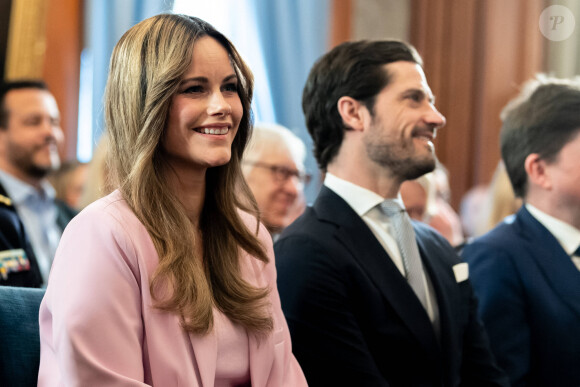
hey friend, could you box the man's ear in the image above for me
[337,96,367,132]
[524,153,551,190]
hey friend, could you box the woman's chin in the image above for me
[203,154,232,168]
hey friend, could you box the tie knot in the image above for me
[380,200,405,218]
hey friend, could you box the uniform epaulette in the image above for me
[0,194,12,206]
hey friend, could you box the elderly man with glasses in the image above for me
[242,123,310,236]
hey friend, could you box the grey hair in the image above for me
[243,123,307,175]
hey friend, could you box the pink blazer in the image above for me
[38,190,307,386]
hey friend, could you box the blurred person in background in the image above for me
[430,164,464,246]
[400,163,464,246]
[462,76,580,386]
[0,80,76,286]
[78,133,111,209]
[48,160,87,211]
[472,161,522,237]
[242,123,310,236]
[459,183,489,239]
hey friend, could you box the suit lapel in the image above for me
[517,207,580,318]
[415,230,457,350]
[314,187,439,356]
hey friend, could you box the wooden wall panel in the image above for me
[42,0,82,160]
[330,0,353,48]
[411,0,544,208]
[472,0,543,186]
[439,0,478,206]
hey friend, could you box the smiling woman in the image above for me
[164,36,243,173]
[36,14,307,387]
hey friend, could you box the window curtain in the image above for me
[83,0,174,154]
[249,0,331,201]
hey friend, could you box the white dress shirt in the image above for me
[324,173,439,326]
[0,170,61,284]
[526,203,580,271]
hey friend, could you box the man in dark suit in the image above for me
[461,77,580,386]
[0,81,76,286]
[274,40,507,386]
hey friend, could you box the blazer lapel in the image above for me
[188,330,218,387]
[517,207,580,318]
[245,256,275,387]
[314,187,439,356]
[248,331,274,387]
[187,245,275,387]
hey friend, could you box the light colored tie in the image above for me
[380,200,429,312]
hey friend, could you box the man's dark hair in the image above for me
[500,77,580,198]
[302,40,422,171]
[0,80,48,128]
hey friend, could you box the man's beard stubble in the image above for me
[8,144,60,180]
[365,136,436,181]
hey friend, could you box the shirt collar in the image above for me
[0,169,55,205]
[324,173,404,216]
[526,203,580,256]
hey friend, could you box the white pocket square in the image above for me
[453,262,469,283]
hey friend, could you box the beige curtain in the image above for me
[351,0,410,41]
[545,0,580,77]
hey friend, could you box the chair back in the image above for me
[0,286,45,387]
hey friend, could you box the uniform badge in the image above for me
[0,249,30,280]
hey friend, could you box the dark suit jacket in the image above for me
[462,206,580,387]
[0,182,77,233]
[0,182,77,287]
[0,198,42,287]
[275,187,508,387]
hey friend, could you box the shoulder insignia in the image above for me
[0,194,12,206]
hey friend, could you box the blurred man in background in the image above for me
[242,123,310,236]
[0,80,76,285]
[462,76,580,386]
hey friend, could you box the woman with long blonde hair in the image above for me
[38,14,306,386]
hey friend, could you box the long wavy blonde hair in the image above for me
[104,14,272,336]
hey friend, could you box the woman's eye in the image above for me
[184,85,204,94]
[222,83,238,92]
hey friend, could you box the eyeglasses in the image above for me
[244,161,312,185]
